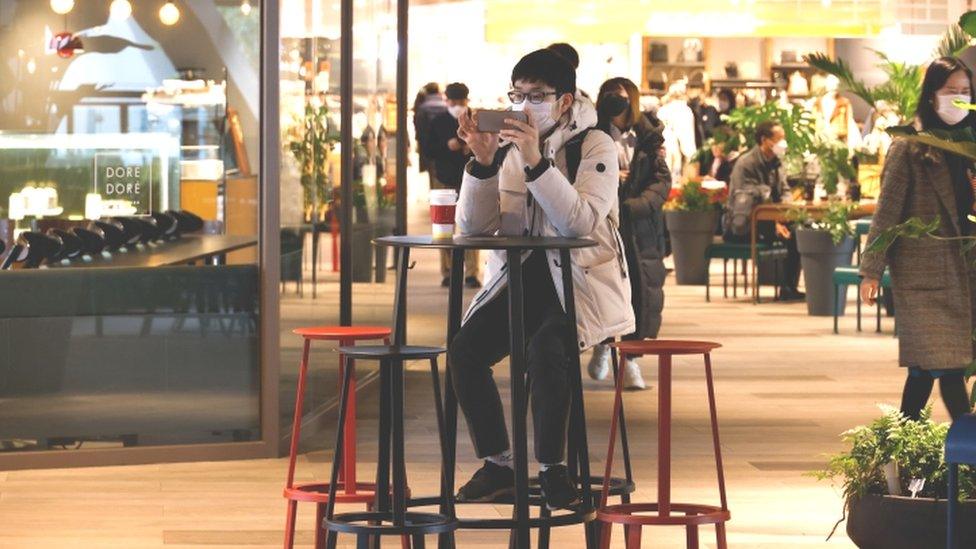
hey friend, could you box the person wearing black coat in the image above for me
[588,77,672,390]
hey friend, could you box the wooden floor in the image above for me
[0,238,928,548]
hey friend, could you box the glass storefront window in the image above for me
[277,0,398,436]
[0,1,263,454]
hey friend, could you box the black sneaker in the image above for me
[456,461,515,503]
[538,465,580,510]
[464,276,482,289]
[441,277,450,288]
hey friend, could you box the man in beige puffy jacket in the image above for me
[448,49,634,511]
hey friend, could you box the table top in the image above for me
[375,235,597,250]
[50,235,258,269]
[753,201,876,222]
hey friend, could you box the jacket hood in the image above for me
[633,111,665,151]
[543,91,598,156]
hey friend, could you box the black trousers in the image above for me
[724,220,801,290]
[448,253,573,464]
[900,368,972,421]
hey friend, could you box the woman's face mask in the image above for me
[598,94,630,120]
[936,93,970,126]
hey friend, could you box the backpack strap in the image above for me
[565,127,608,183]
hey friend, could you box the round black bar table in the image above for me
[374,235,600,549]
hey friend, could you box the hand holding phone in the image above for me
[458,108,500,166]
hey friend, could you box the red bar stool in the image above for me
[283,326,391,549]
[598,340,730,549]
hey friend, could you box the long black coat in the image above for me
[617,113,672,339]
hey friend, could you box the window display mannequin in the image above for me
[811,74,861,149]
[657,82,697,181]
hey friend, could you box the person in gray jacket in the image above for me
[724,120,803,300]
[449,49,635,510]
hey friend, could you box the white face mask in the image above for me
[937,93,970,126]
[512,100,559,135]
[772,139,788,158]
[447,105,465,119]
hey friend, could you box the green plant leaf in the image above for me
[804,53,876,108]
[937,23,971,58]
[960,11,976,38]
[887,126,976,162]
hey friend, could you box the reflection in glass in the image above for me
[0,1,263,453]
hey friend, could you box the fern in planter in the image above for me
[788,199,857,245]
[813,406,976,540]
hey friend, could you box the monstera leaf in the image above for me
[886,125,976,162]
[960,11,976,38]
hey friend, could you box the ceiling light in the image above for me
[50,0,74,14]
[822,0,832,7]
[110,0,132,20]
[159,2,181,26]
[241,0,252,16]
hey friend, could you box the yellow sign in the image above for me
[485,0,894,42]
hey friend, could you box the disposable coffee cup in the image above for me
[429,189,457,239]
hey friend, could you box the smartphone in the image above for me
[476,110,527,133]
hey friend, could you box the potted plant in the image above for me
[790,198,857,316]
[285,101,340,224]
[814,406,976,548]
[664,181,725,285]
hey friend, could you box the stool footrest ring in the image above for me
[597,503,730,526]
[403,495,596,530]
[324,511,457,536]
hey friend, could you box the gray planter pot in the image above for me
[351,222,375,283]
[665,210,719,285]
[796,229,855,316]
[847,494,976,549]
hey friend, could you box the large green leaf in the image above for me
[960,11,976,38]
[886,126,976,162]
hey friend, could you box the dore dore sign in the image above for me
[93,151,154,215]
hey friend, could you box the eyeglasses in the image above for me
[507,90,557,105]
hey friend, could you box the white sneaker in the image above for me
[587,344,610,380]
[623,358,646,391]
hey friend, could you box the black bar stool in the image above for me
[324,345,458,548]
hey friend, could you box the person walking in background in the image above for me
[428,82,481,288]
[860,56,976,421]
[413,82,447,187]
[724,120,804,300]
[587,77,671,390]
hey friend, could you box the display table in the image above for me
[749,202,875,302]
[374,235,600,549]
[49,235,257,269]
